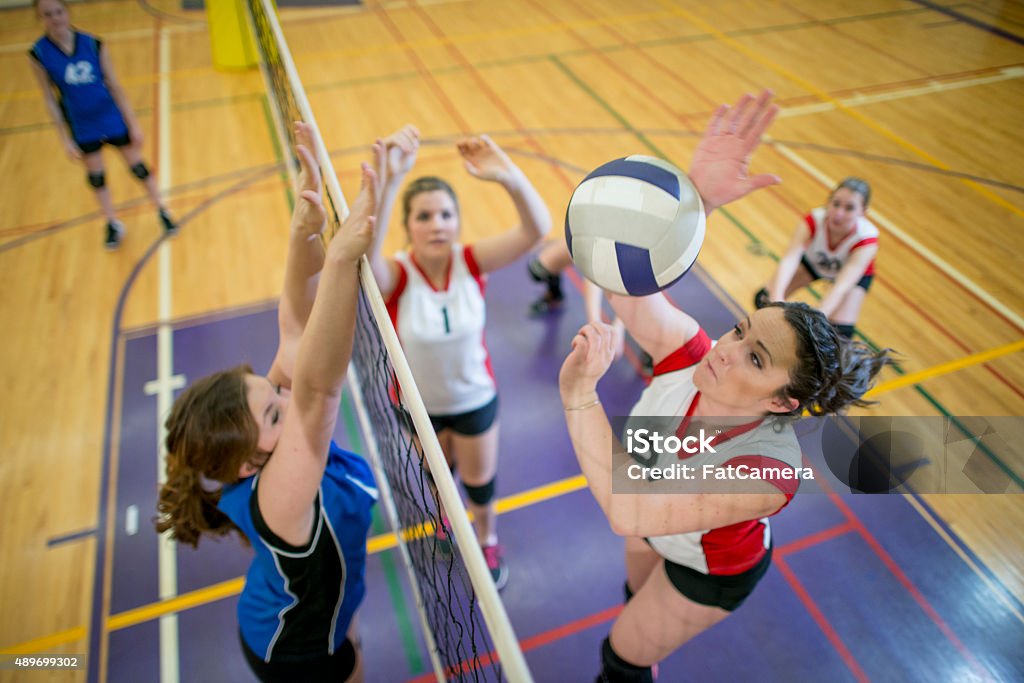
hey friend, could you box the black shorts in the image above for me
[77,132,132,155]
[660,545,773,612]
[429,395,498,436]
[800,255,873,292]
[240,632,356,683]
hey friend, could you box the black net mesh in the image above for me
[245,1,511,679]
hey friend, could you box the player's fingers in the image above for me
[706,104,729,136]
[729,92,755,134]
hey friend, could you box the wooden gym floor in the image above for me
[0,0,1021,680]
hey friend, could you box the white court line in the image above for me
[902,493,1024,626]
[154,27,180,683]
[777,66,1024,118]
[770,139,1024,331]
[0,23,205,55]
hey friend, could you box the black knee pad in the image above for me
[462,478,495,505]
[598,637,653,683]
[835,324,855,339]
[130,162,150,180]
[87,171,106,189]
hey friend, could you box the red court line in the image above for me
[405,522,856,682]
[774,555,870,683]
[784,3,932,79]
[370,6,472,133]
[404,0,576,189]
[776,520,855,557]
[817,476,992,680]
[761,170,1024,402]
[540,9,1024,338]
[523,0,705,136]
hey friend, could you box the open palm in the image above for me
[689,90,781,214]
[458,134,515,184]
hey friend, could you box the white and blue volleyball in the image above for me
[565,155,705,297]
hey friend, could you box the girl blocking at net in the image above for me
[755,177,878,339]
[368,125,552,590]
[558,91,893,683]
[29,0,176,249]
[155,123,380,683]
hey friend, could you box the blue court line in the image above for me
[47,527,98,548]
[909,0,1024,45]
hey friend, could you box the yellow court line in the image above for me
[0,9,675,104]
[6,338,1020,650]
[108,577,245,633]
[0,627,86,655]
[865,338,1024,398]
[656,0,1024,219]
[28,475,591,641]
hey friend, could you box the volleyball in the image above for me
[565,155,705,297]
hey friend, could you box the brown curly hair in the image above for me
[154,365,259,548]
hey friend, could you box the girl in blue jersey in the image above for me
[156,123,380,682]
[29,0,176,249]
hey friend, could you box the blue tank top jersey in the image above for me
[29,31,127,145]
[218,443,378,662]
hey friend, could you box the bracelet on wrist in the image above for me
[564,398,601,412]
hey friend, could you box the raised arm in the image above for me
[818,243,877,318]
[28,57,81,160]
[689,90,780,215]
[460,135,551,273]
[768,220,812,301]
[266,122,329,390]
[559,323,785,537]
[603,91,782,362]
[257,143,381,547]
[98,42,143,146]
[368,125,418,298]
[606,292,699,366]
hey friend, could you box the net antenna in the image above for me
[244,1,532,680]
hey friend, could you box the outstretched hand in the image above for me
[457,134,519,186]
[378,124,419,188]
[689,90,781,214]
[292,121,327,238]
[329,143,382,263]
[559,322,617,404]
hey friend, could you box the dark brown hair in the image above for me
[401,176,459,228]
[831,177,871,209]
[33,0,67,10]
[771,302,892,416]
[154,365,258,548]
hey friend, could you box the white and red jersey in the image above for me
[629,330,803,576]
[802,207,879,280]
[385,244,496,416]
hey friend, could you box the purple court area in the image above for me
[105,258,1024,682]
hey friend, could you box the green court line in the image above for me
[258,89,423,671]
[339,391,425,675]
[550,54,1023,489]
[0,6,941,138]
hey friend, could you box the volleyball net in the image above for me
[243,1,531,680]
